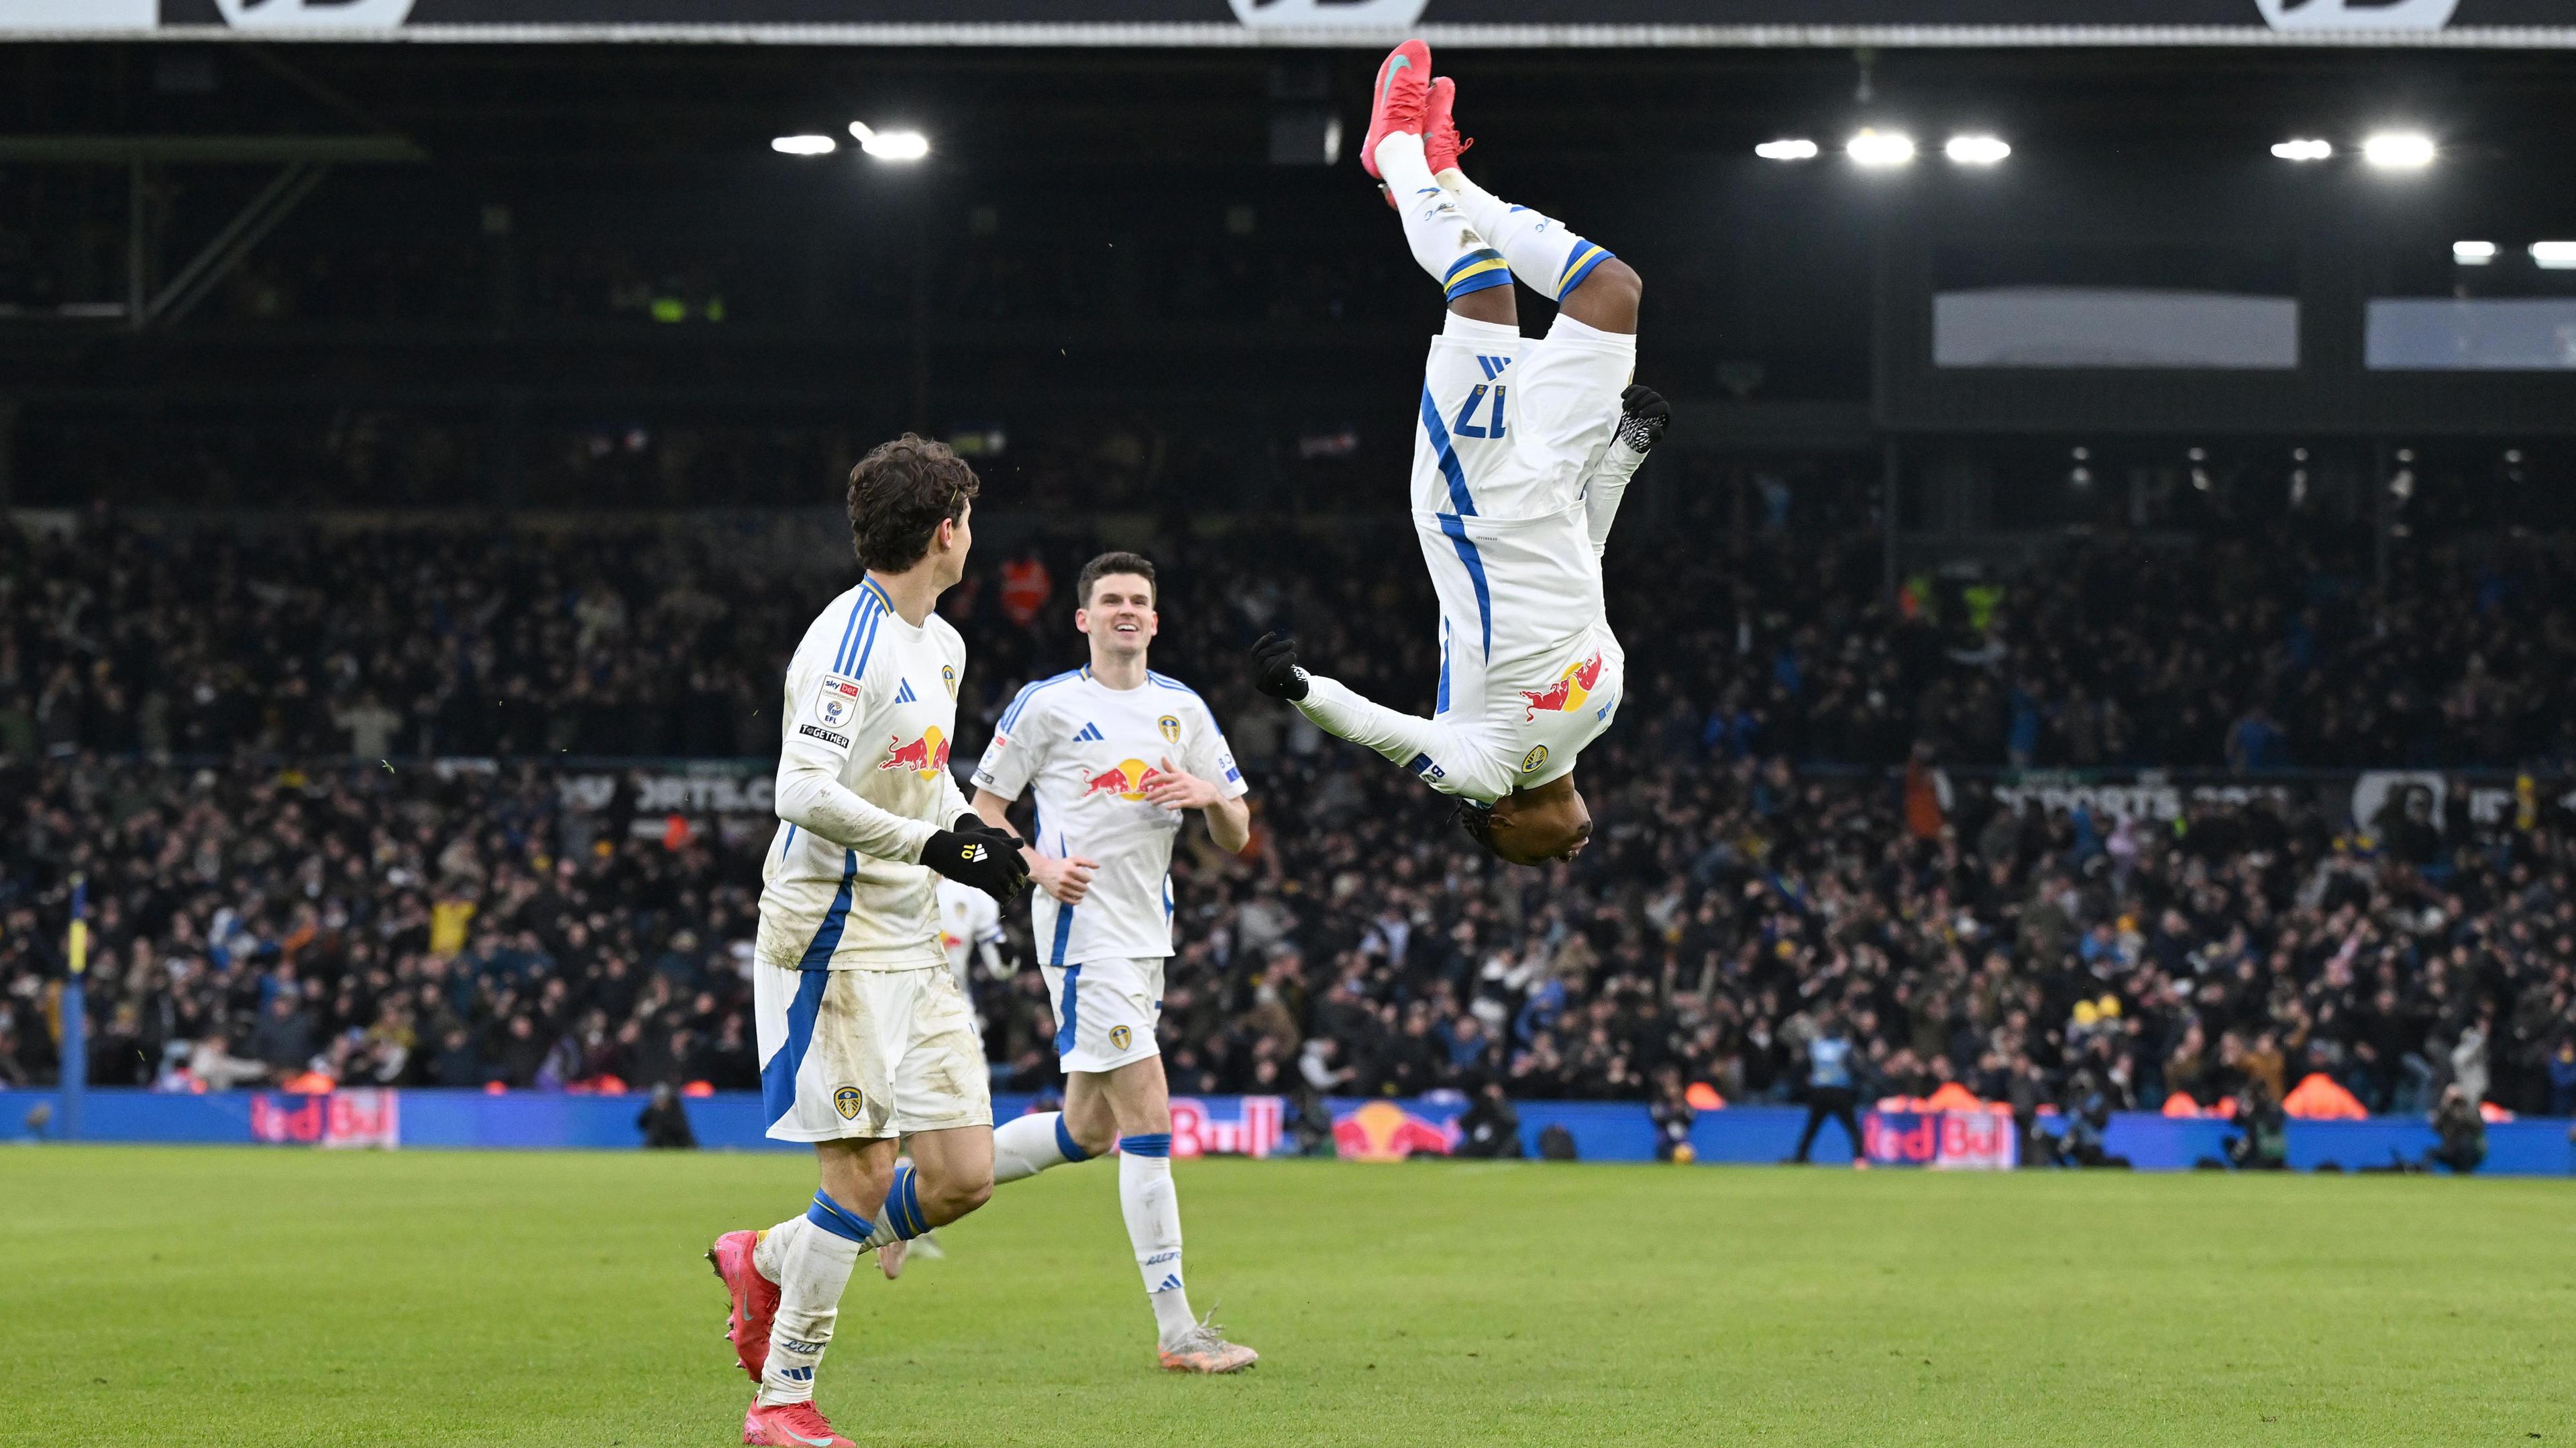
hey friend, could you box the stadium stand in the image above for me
[6,514,2573,1122]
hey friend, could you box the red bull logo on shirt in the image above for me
[1518,652,1605,721]
[876,725,951,777]
[1079,757,1165,801]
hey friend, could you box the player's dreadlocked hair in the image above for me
[1453,797,1500,856]
[847,433,980,572]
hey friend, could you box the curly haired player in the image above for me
[706,434,1032,1448]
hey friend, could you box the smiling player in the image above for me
[968,551,1259,1374]
[1248,41,1669,867]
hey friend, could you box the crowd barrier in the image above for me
[4,1089,2569,1175]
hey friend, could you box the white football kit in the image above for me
[971,666,1247,1073]
[753,576,991,1143]
[1293,317,1635,803]
[935,876,1006,1001]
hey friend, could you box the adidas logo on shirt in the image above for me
[1074,722,1104,742]
[894,679,918,704]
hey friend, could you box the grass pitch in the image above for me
[2,1148,2569,1447]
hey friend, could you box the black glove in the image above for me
[921,827,1030,903]
[952,812,1022,848]
[1616,384,1670,456]
[1250,631,1310,702]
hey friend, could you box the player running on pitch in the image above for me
[706,434,1032,1448]
[967,551,1259,1374]
[1249,40,1668,868]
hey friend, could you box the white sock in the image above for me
[1438,168,1616,304]
[1375,131,1513,307]
[1118,1144,1197,1345]
[1582,402,1656,558]
[753,1215,804,1282]
[759,1192,870,1406]
[993,1111,1088,1185]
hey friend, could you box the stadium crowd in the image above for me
[7,508,2575,772]
[4,512,2575,1121]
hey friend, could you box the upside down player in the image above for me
[1250,40,1668,867]
[706,435,1033,1448]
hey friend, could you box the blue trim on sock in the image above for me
[881,1165,927,1240]
[1445,266,1514,302]
[1055,1114,1091,1164]
[1557,241,1615,301]
[805,1190,875,1243]
[1121,1132,1172,1158]
[1442,248,1512,301]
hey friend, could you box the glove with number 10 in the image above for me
[922,813,1029,903]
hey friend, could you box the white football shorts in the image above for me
[1042,956,1166,1074]
[756,963,992,1142]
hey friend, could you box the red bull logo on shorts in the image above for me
[876,725,951,777]
[1518,652,1605,721]
[1079,757,1165,801]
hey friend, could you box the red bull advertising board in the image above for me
[1861,1109,2018,1170]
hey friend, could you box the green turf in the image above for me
[2,1148,2570,1447]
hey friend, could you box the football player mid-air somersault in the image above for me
[1250,39,1670,867]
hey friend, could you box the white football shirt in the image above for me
[935,876,1004,994]
[755,577,975,972]
[971,667,1246,966]
[1291,325,1632,803]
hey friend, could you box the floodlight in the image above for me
[1847,129,1915,168]
[2361,133,2434,168]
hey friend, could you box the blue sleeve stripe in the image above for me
[1417,385,1477,518]
[1145,671,1205,702]
[1001,670,1079,731]
[998,683,1037,732]
[829,591,873,675]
